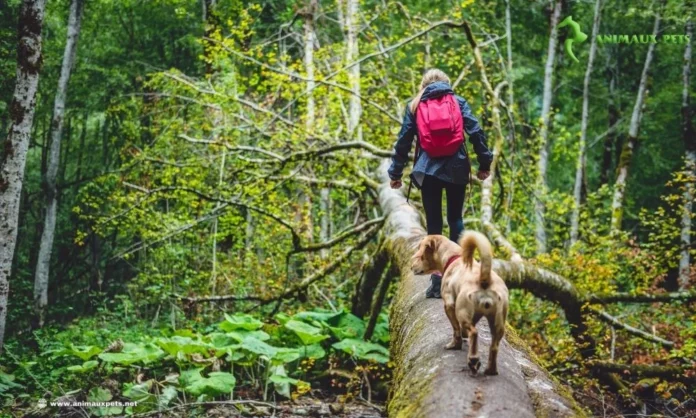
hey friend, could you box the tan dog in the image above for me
[411,231,509,375]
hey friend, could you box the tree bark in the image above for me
[610,2,662,233]
[679,13,694,289]
[570,0,602,246]
[600,56,619,187]
[202,0,218,75]
[378,160,582,418]
[304,0,316,133]
[0,0,48,351]
[351,241,388,318]
[535,0,563,254]
[505,0,514,108]
[319,187,331,258]
[345,0,361,140]
[303,0,332,260]
[33,0,84,329]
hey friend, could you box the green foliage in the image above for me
[98,343,165,366]
[332,339,390,364]
[0,309,390,414]
[284,320,329,345]
[180,369,236,396]
[219,313,264,331]
[0,372,22,397]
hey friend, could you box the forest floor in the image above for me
[202,398,383,417]
[41,398,384,418]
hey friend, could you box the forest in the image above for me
[0,0,694,416]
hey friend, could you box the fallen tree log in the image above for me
[378,161,584,418]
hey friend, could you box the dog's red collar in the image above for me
[443,255,461,275]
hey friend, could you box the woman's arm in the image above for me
[388,104,418,181]
[457,96,493,172]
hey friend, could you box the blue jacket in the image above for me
[387,81,493,187]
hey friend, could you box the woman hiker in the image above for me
[388,69,493,299]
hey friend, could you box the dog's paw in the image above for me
[445,339,462,350]
[484,368,498,376]
[468,357,481,373]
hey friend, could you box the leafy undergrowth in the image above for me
[0,309,391,417]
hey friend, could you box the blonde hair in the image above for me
[409,69,451,114]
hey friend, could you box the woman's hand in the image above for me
[477,170,490,181]
[390,180,403,189]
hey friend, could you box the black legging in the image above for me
[421,175,466,243]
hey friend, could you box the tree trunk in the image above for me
[351,241,387,318]
[244,209,256,257]
[202,0,218,75]
[319,187,331,258]
[304,0,316,133]
[679,14,694,289]
[33,0,84,329]
[534,0,563,254]
[570,0,602,246]
[505,0,514,108]
[336,0,345,34]
[303,0,332,260]
[345,0,361,140]
[209,152,226,294]
[610,2,662,233]
[75,116,87,182]
[0,0,48,351]
[377,161,582,418]
[600,58,618,187]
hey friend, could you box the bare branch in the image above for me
[212,40,401,124]
[589,307,674,348]
[110,204,230,261]
[328,20,468,77]
[176,225,380,305]
[265,175,362,189]
[588,291,696,304]
[293,217,385,253]
[179,134,393,162]
[589,361,694,382]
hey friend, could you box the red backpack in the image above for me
[415,94,465,157]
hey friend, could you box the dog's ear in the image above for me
[425,236,439,253]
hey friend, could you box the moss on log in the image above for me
[377,161,585,418]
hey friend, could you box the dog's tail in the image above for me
[459,231,493,289]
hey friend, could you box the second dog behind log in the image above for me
[411,231,509,375]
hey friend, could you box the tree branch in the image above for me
[588,291,696,304]
[292,217,385,254]
[588,307,674,348]
[589,361,695,382]
[180,134,393,162]
[174,225,380,305]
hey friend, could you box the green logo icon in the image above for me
[558,16,588,63]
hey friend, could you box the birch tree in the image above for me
[304,0,316,134]
[679,13,694,288]
[33,0,85,328]
[0,0,48,350]
[570,0,602,246]
[345,0,361,139]
[610,3,662,233]
[302,0,331,258]
[535,0,562,254]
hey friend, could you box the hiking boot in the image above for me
[425,274,442,299]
